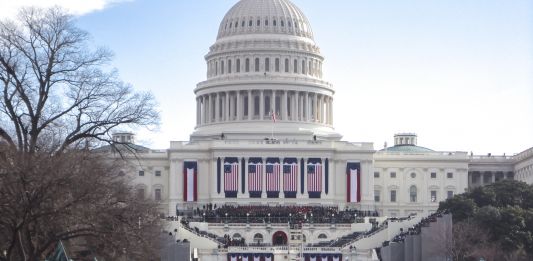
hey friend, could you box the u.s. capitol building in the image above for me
[105,0,533,260]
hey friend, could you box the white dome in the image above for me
[217,0,314,40]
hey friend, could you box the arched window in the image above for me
[236,59,241,73]
[275,58,280,72]
[410,185,417,202]
[293,59,298,73]
[253,233,264,243]
[281,20,285,27]
[318,233,328,240]
[215,61,218,76]
[249,20,253,27]
[233,233,242,240]
[309,61,313,75]
[257,19,260,26]
[301,60,306,74]
[242,21,245,27]
[265,58,270,72]
[285,58,289,73]
[273,20,277,26]
[255,58,260,72]
[235,21,238,28]
[245,58,250,72]
[221,61,225,74]
[265,19,269,26]
[228,59,232,74]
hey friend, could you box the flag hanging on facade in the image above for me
[283,158,298,197]
[266,158,281,198]
[183,161,197,202]
[347,162,361,203]
[224,157,239,198]
[307,158,322,198]
[248,159,262,194]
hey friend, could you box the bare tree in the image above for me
[0,148,161,260]
[0,7,159,154]
[0,7,162,261]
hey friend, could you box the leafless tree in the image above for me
[0,7,159,154]
[0,7,162,261]
[0,148,161,260]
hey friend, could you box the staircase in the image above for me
[288,223,304,261]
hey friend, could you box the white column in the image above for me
[305,93,310,122]
[248,90,252,120]
[215,93,220,122]
[260,90,264,120]
[313,92,318,122]
[205,95,210,123]
[225,92,230,121]
[230,92,235,121]
[236,91,241,121]
[283,91,288,120]
[330,97,333,125]
[196,98,200,125]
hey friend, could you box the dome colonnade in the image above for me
[193,0,336,139]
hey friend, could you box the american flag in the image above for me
[307,163,322,192]
[283,163,298,192]
[224,162,238,192]
[266,163,280,192]
[248,163,262,192]
[270,110,277,122]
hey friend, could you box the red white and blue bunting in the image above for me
[346,162,361,203]
[183,161,197,202]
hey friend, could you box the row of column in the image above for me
[196,90,333,126]
[207,56,324,79]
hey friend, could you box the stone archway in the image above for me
[272,231,288,245]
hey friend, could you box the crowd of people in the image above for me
[182,204,379,224]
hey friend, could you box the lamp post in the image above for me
[247,213,250,223]
[331,213,335,224]
[310,213,313,224]
[203,212,206,223]
[268,213,271,223]
[289,213,292,224]
[354,213,357,223]
[225,213,228,223]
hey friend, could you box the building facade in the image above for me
[111,0,533,219]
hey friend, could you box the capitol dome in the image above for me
[217,0,314,39]
[192,0,340,141]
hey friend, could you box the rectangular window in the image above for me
[374,190,380,202]
[447,191,454,199]
[374,172,380,178]
[285,59,289,73]
[244,96,249,116]
[447,172,453,179]
[155,188,161,201]
[390,172,396,178]
[255,58,260,72]
[245,59,250,72]
[294,59,298,73]
[228,60,232,73]
[236,59,241,73]
[390,190,397,202]
[431,172,436,179]
[155,170,161,177]
[138,170,144,176]
[275,58,280,72]
[431,190,437,202]
[265,58,270,72]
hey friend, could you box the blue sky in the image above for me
[3,0,532,154]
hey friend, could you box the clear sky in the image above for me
[2,0,532,155]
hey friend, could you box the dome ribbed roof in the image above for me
[217,0,314,40]
[380,145,434,153]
